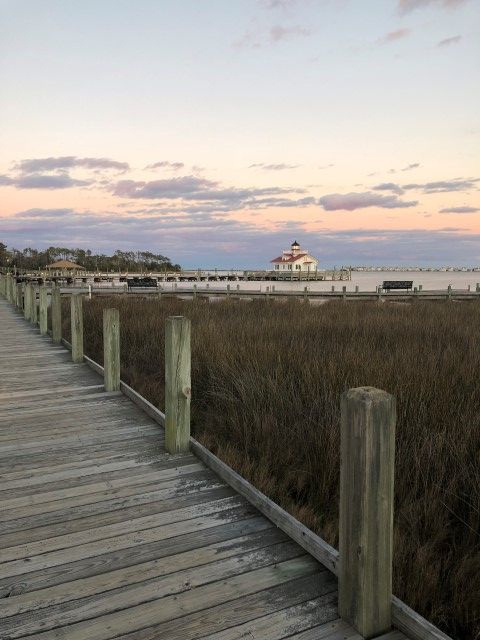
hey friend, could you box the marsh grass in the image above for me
[62,295,480,639]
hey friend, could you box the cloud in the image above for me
[398,0,468,13]
[319,191,417,211]
[401,162,420,171]
[0,173,91,190]
[402,178,479,193]
[262,0,297,8]
[235,24,311,48]
[15,208,74,218]
[112,176,217,199]
[437,35,462,46]
[15,156,129,173]
[440,206,480,213]
[270,25,311,41]
[249,163,300,170]
[377,28,411,44]
[145,161,185,171]
[372,182,405,195]
[111,175,308,214]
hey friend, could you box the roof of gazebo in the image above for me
[46,260,86,270]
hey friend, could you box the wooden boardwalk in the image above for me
[0,297,407,640]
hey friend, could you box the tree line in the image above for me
[0,243,181,272]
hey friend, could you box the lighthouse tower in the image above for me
[290,241,300,256]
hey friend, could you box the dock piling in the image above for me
[165,315,191,454]
[71,294,84,363]
[339,387,396,639]
[51,287,62,343]
[103,308,121,391]
[39,287,48,335]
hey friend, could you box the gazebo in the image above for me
[45,260,86,276]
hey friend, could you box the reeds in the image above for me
[64,296,480,640]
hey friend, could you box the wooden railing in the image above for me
[0,274,452,640]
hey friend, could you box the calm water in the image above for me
[166,271,480,293]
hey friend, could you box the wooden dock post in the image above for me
[103,308,120,391]
[16,283,23,310]
[31,286,38,324]
[339,387,396,639]
[165,315,191,454]
[447,284,452,301]
[51,287,62,343]
[39,287,48,335]
[355,285,359,293]
[23,284,31,320]
[71,294,84,363]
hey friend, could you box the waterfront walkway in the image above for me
[0,297,407,640]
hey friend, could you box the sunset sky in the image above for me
[1,0,479,268]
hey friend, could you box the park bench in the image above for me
[382,280,413,292]
[126,276,158,288]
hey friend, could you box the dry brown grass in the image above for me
[62,295,480,640]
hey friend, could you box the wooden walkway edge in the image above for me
[0,293,451,640]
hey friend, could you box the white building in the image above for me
[270,241,319,272]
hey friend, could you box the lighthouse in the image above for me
[269,241,319,272]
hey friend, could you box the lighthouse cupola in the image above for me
[291,240,300,256]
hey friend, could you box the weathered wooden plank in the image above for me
[286,619,362,639]
[0,453,192,491]
[196,595,341,640]
[0,436,162,471]
[0,463,203,512]
[0,516,272,596]
[0,446,168,480]
[11,558,324,640]
[0,527,287,616]
[0,484,231,547]
[1,544,308,637]
[0,502,256,579]
[0,430,162,460]
[2,495,246,561]
[0,421,160,447]
[0,471,225,535]
[0,453,198,497]
[0,383,103,401]
[105,573,335,640]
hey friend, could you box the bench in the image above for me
[127,277,158,289]
[382,280,413,292]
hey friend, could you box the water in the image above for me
[166,271,480,293]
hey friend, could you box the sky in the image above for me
[0,0,479,269]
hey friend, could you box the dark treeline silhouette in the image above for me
[0,243,181,272]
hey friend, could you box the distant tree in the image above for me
[0,242,181,273]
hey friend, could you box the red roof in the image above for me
[270,253,307,263]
